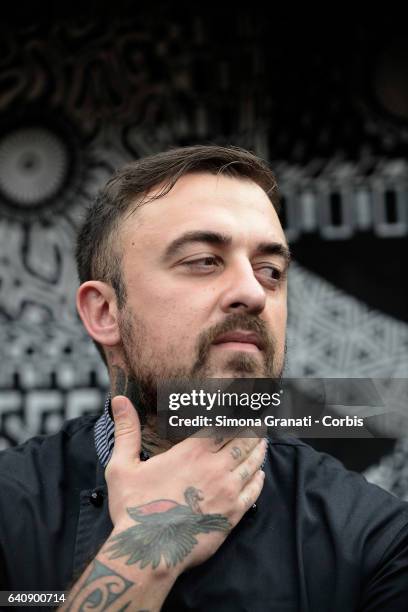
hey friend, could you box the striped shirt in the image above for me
[94,394,150,467]
[94,394,115,467]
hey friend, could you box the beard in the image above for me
[118,308,285,417]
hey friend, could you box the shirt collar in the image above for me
[94,393,115,468]
[94,394,150,467]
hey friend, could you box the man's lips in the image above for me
[212,331,264,352]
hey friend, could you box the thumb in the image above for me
[110,395,142,463]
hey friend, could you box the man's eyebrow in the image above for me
[161,231,232,261]
[161,230,291,266]
[255,242,291,265]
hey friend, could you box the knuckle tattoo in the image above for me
[240,469,250,481]
[231,446,242,460]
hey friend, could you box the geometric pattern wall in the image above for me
[0,15,407,494]
[287,263,408,379]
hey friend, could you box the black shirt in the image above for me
[0,415,407,611]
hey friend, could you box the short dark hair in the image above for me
[75,144,280,363]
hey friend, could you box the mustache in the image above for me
[192,312,275,373]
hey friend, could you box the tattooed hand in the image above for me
[105,394,266,574]
[61,395,266,611]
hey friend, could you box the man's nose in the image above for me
[219,259,266,316]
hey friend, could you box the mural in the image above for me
[0,15,406,493]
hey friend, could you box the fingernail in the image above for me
[112,396,127,418]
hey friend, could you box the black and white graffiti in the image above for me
[0,16,406,497]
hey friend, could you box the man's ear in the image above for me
[76,281,121,348]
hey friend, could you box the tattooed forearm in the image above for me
[65,560,133,612]
[105,487,230,570]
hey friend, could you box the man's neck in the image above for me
[108,362,174,456]
[141,418,174,456]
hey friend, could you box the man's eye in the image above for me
[255,265,283,285]
[183,256,221,270]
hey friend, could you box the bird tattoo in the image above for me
[105,487,230,570]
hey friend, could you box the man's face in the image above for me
[117,173,289,404]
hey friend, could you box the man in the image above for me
[0,145,407,611]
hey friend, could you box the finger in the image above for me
[182,427,234,453]
[218,434,263,466]
[232,438,268,485]
[182,427,260,456]
[238,469,265,514]
[110,395,142,463]
[197,427,260,454]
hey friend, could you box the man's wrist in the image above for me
[61,546,179,612]
[105,523,184,581]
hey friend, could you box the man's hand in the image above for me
[62,395,266,611]
[106,395,266,572]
